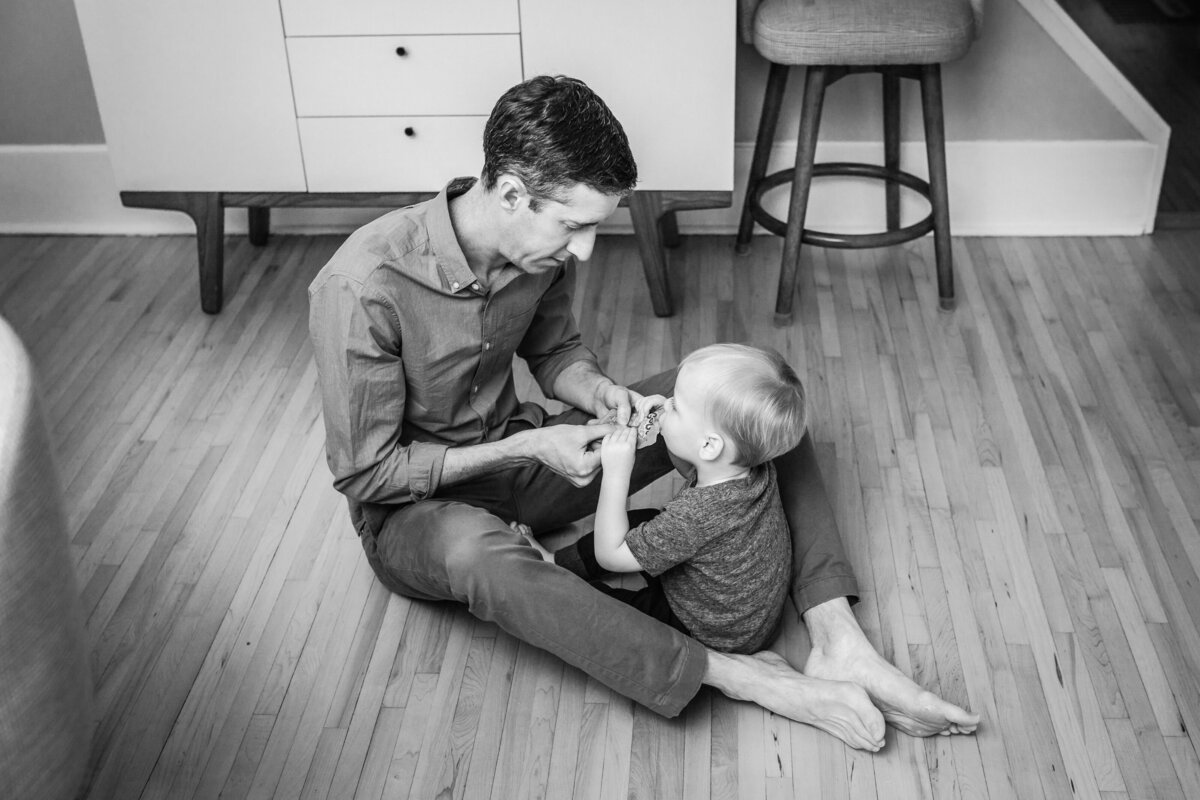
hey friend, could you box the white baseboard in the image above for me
[0,139,1160,238]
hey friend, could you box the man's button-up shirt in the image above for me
[308,177,597,535]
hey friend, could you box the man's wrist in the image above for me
[497,428,542,465]
[591,377,616,417]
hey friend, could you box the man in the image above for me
[308,75,978,750]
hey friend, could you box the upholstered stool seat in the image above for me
[736,0,979,322]
[753,0,975,65]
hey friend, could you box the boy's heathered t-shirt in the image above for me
[624,462,792,653]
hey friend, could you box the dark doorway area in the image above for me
[1054,0,1200,226]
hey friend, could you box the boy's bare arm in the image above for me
[593,427,645,572]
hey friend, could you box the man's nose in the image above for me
[566,227,597,262]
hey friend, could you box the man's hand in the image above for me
[526,423,615,487]
[599,426,638,476]
[592,382,644,426]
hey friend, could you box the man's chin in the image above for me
[525,258,565,273]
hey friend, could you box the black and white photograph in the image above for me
[2,0,1199,798]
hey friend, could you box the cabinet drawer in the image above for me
[299,117,486,192]
[288,35,522,117]
[281,0,519,36]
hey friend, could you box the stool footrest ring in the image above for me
[749,162,934,248]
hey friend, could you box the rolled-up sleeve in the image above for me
[309,274,447,504]
[517,258,598,399]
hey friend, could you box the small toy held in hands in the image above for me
[597,404,662,448]
[634,407,661,448]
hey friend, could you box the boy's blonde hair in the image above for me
[681,343,807,468]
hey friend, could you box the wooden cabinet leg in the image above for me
[120,190,226,314]
[627,191,673,318]
[189,193,225,314]
[248,206,270,246]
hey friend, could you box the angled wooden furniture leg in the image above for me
[122,191,226,314]
[628,191,672,316]
[627,190,733,317]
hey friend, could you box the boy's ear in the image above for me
[697,433,725,462]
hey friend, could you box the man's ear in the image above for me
[495,174,527,212]
[697,433,725,462]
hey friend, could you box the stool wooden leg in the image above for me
[919,64,955,310]
[776,66,828,324]
[736,62,790,254]
[883,71,902,232]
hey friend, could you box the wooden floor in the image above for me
[4,228,1200,799]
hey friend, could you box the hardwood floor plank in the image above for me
[298,727,345,800]
[349,706,403,800]
[710,695,739,800]
[406,609,478,800]
[1102,567,1185,737]
[544,658,588,800]
[459,630,521,799]
[986,468,1102,800]
[245,542,370,799]
[734,704,766,800]
[381,674,439,798]
[325,593,410,800]
[189,581,310,800]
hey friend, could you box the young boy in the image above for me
[542,343,807,654]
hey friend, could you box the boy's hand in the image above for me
[600,426,639,474]
[634,394,667,422]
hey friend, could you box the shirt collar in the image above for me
[429,177,484,295]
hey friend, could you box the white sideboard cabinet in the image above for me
[73,0,736,315]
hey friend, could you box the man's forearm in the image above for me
[438,430,539,487]
[551,359,613,416]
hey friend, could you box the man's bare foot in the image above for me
[803,599,980,737]
[705,650,886,751]
[509,521,554,562]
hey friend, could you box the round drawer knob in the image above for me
[395,46,407,57]
[404,127,415,137]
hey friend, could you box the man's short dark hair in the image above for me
[482,75,638,206]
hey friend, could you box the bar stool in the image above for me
[735,0,978,322]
